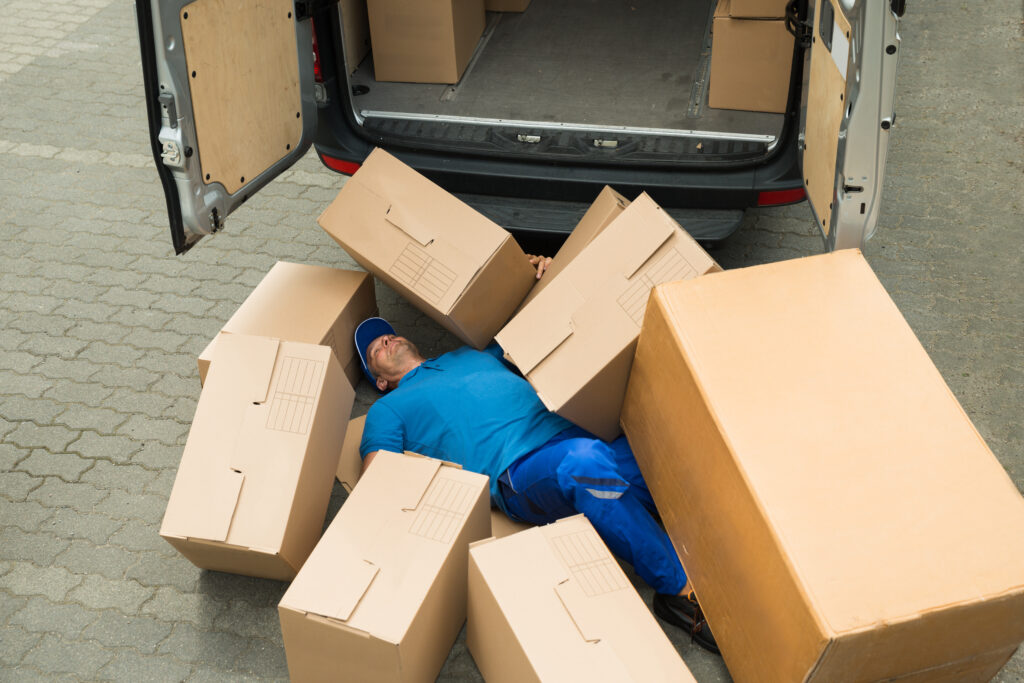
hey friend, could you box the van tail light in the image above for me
[311,19,323,83]
[757,188,807,206]
[320,154,362,175]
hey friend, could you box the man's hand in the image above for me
[527,254,553,279]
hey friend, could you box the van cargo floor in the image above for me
[348,0,785,139]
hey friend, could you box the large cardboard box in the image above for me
[335,414,531,537]
[319,148,535,349]
[709,0,794,113]
[621,250,1024,683]
[367,0,485,84]
[495,193,720,441]
[279,450,490,682]
[341,0,371,73]
[727,0,789,18]
[161,335,353,580]
[197,262,377,387]
[517,186,629,312]
[467,515,696,682]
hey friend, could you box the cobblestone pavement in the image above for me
[0,1,1021,681]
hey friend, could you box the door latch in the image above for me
[785,0,813,49]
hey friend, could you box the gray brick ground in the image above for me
[0,0,1021,680]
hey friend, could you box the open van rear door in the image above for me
[135,0,316,254]
[797,0,903,250]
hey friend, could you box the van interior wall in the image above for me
[348,0,785,138]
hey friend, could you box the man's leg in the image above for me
[500,436,687,595]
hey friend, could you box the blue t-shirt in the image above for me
[360,345,571,508]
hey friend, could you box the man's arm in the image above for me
[359,402,404,478]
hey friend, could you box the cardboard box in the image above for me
[367,0,485,83]
[709,0,794,113]
[485,0,530,11]
[467,515,696,682]
[319,148,536,349]
[161,335,353,580]
[279,450,490,682]
[335,413,531,536]
[621,250,1024,683]
[726,0,789,18]
[197,262,377,387]
[517,186,629,312]
[495,193,720,441]
[341,0,371,73]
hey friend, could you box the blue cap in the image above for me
[354,317,397,385]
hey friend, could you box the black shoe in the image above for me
[652,592,720,655]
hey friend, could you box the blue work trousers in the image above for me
[498,427,687,595]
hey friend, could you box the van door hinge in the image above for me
[294,0,338,21]
[784,0,813,49]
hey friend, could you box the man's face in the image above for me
[366,334,419,384]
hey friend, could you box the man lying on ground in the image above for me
[353,296,719,653]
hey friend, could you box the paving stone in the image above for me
[150,373,198,401]
[109,307,175,333]
[4,422,81,453]
[50,299,122,324]
[0,527,70,564]
[0,562,82,602]
[116,414,189,446]
[188,667,268,683]
[0,498,52,533]
[16,333,91,359]
[0,349,43,374]
[78,341,146,367]
[42,508,122,545]
[0,471,45,502]
[133,349,195,378]
[232,637,290,679]
[131,442,183,470]
[81,611,174,655]
[68,431,143,464]
[27,477,109,511]
[67,575,154,615]
[80,460,157,492]
[53,539,139,581]
[0,395,67,424]
[55,404,128,433]
[108,519,174,555]
[9,596,100,639]
[42,379,115,407]
[21,633,114,677]
[16,450,91,480]
[0,443,31,471]
[96,650,192,682]
[125,551,201,594]
[91,364,161,392]
[141,587,226,629]
[0,624,43,667]
[143,468,178,498]
[198,573,287,610]
[157,622,250,665]
[9,312,76,335]
[101,387,178,419]
[0,593,28,626]
[0,370,56,398]
[34,356,102,382]
[94,489,167,524]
